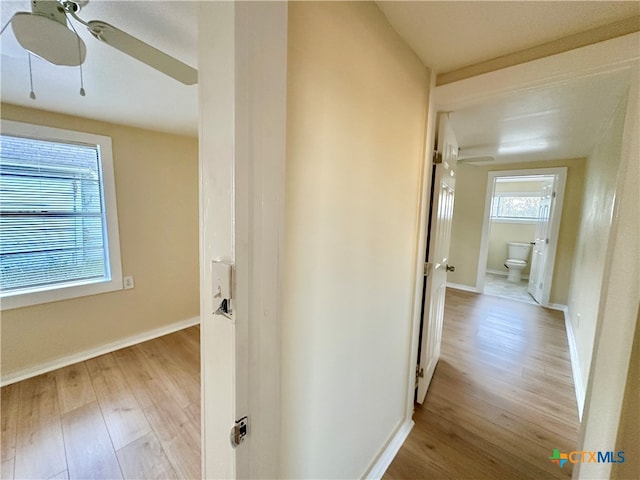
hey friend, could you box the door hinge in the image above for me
[416,365,424,380]
[433,151,443,164]
[424,262,433,277]
[552,191,556,198]
[230,416,248,448]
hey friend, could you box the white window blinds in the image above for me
[0,134,110,295]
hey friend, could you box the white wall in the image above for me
[567,91,629,397]
[282,3,429,478]
[575,67,639,480]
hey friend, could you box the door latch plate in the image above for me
[230,416,248,448]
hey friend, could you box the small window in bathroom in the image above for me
[491,193,540,222]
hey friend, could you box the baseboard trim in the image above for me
[547,302,567,312]
[486,269,508,277]
[364,418,414,480]
[562,307,585,420]
[446,282,480,293]
[1,316,200,387]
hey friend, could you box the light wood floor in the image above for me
[385,289,580,480]
[1,326,200,480]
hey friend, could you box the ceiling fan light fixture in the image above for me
[11,12,86,66]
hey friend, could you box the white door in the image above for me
[528,179,554,303]
[416,113,458,404]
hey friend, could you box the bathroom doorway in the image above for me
[476,168,567,306]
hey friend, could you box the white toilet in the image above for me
[505,242,532,283]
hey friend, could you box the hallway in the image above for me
[385,289,579,479]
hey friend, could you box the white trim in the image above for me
[199,3,287,478]
[546,302,567,312]
[406,73,437,442]
[486,269,507,277]
[446,282,480,293]
[486,269,530,280]
[0,316,200,387]
[364,419,414,480]
[562,307,585,420]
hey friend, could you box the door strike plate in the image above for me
[230,416,248,448]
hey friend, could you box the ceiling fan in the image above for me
[3,0,197,85]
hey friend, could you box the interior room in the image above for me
[1,2,638,480]
[483,175,553,303]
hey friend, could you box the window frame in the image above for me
[490,191,541,224]
[0,120,123,310]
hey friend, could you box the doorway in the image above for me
[476,168,567,307]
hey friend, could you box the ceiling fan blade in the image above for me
[11,12,86,66]
[87,20,197,85]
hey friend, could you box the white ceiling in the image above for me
[1,0,198,136]
[447,69,632,164]
[0,0,637,160]
[377,1,639,74]
[377,1,638,165]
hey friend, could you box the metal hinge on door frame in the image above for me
[433,150,443,164]
[416,364,424,381]
[230,416,248,447]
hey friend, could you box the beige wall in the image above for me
[487,222,536,274]
[448,158,585,304]
[282,3,429,477]
[612,310,639,480]
[568,95,627,391]
[1,104,199,379]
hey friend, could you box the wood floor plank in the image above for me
[2,328,201,480]
[54,363,96,415]
[136,338,200,407]
[2,457,14,480]
[184,402,201,429]
[159,328,201,380]
[112,345,184,410]
[385,289,579,479]
[61,401,122,480]
[13,373,66,480]
[48,470,69,479]
[1,382,20,461]
[116,431,177,479]
[144,398,200,479]
[84,354,151,451]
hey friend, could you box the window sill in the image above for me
[490,218,538,225]
[0,277,124,311]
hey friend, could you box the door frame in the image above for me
[198,3,287,478]
[476,167,567,306]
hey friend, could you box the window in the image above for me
[0,120,122,310]
[491,192,540,222]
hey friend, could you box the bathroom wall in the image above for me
[1,104,199,380]
[448,158,586,304]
